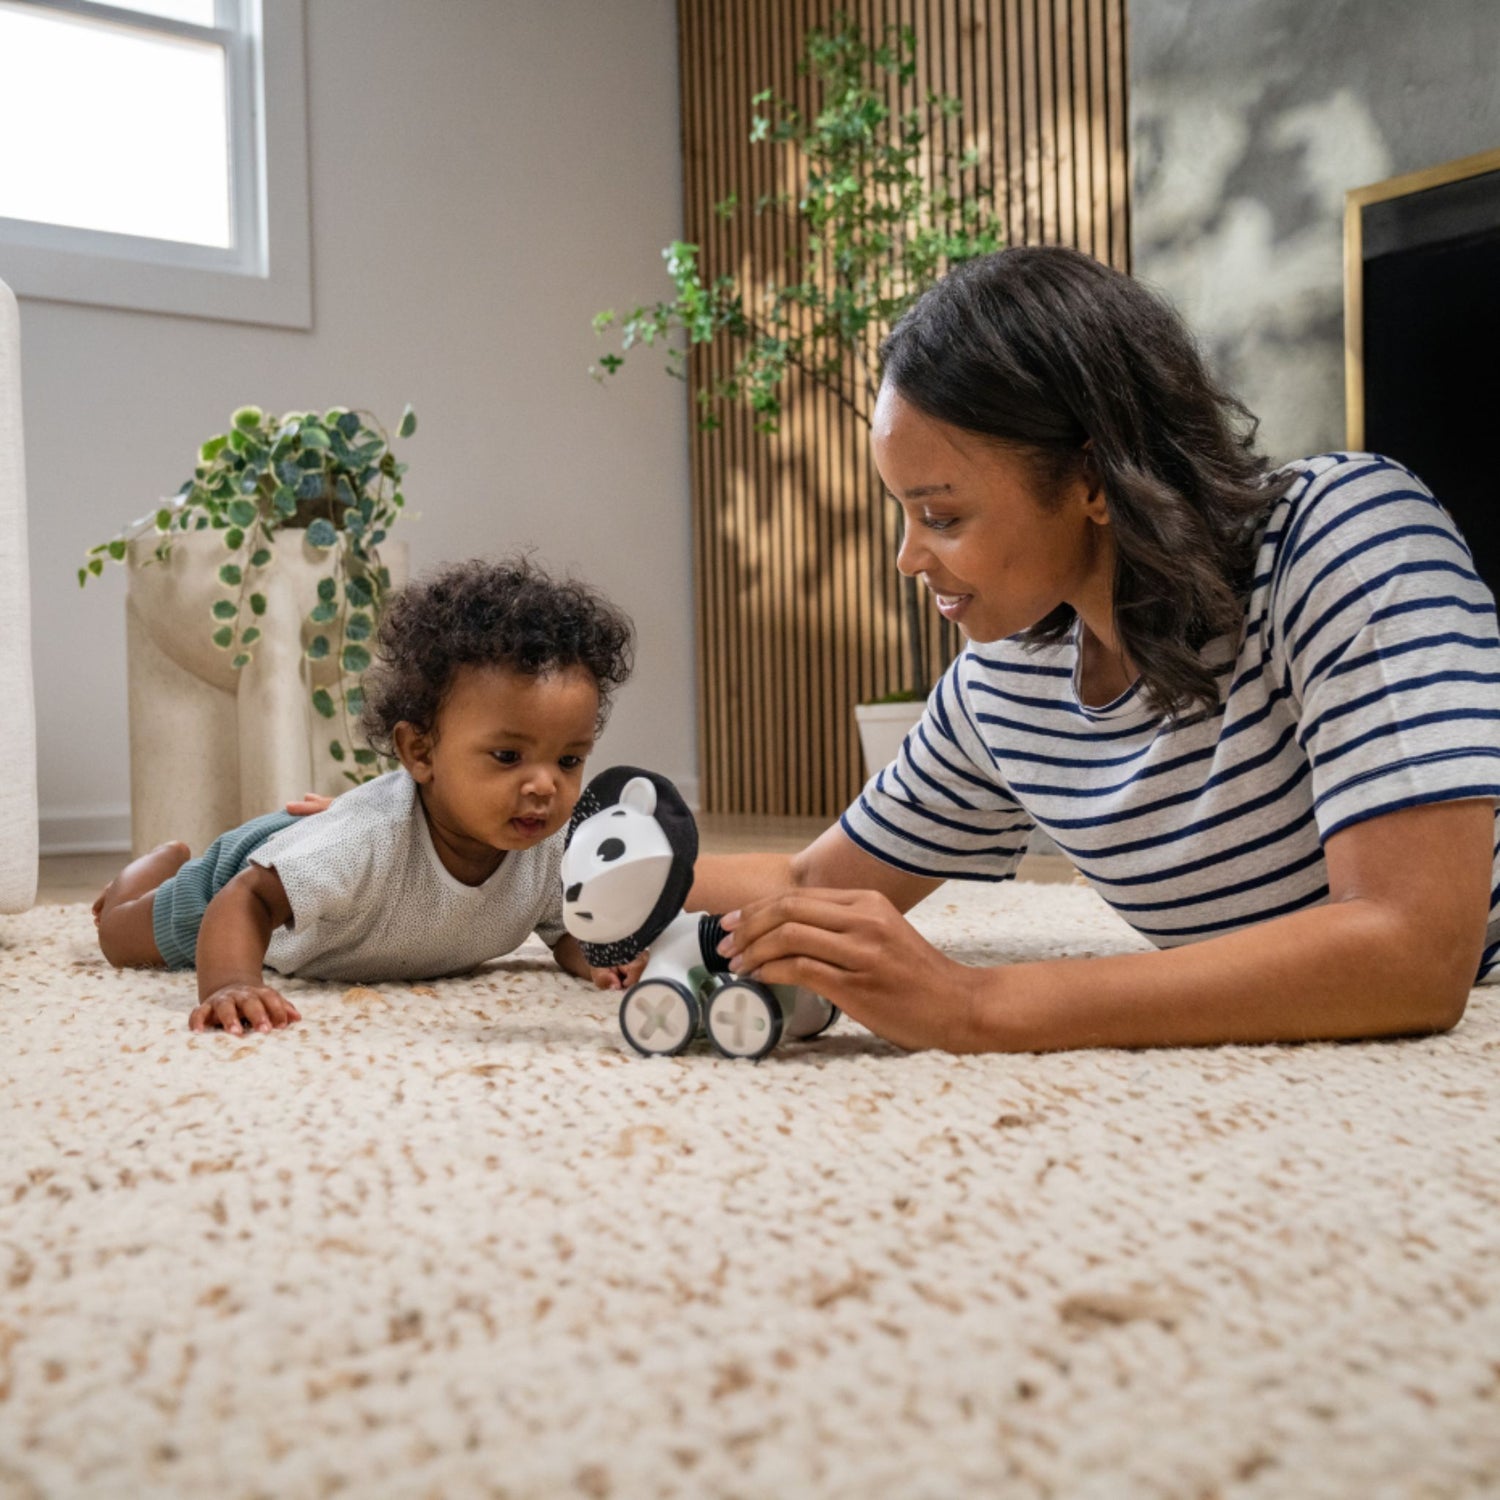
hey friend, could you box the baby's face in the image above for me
[420,663,599,852]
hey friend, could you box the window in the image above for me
[0,0,310,327]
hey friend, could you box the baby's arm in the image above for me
[550,932,646,991]
[189,864,302,1035]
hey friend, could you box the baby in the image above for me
[92,556,634,1033]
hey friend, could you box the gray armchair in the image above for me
[0,276,37,912]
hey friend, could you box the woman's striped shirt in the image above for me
[842,453,1500,978]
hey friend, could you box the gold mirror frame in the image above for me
[1344,145,1500,449]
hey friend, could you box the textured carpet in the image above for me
[1,883,1497,1500]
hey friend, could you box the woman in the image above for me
[696,245,1500,1052]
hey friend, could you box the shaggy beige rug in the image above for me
[1,882,1497,1500]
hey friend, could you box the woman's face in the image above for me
[871,383,1113,646]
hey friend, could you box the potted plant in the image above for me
[81,404,416,855]
[591,16,1003,774]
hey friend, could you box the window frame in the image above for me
[0,0,310,328]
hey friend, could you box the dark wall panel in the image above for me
[680,0,1131,815]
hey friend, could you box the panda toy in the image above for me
[561,766,839,1060]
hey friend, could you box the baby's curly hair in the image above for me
[359,556,634,753]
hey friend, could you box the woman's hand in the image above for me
[190,982,302,1035]
[718,888,987,1052]
[285,792,334,816]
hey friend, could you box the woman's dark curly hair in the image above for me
[360,556,634,752]
[879,245,1295,717]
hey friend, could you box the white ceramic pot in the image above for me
[125,529,407,857]
[853,699,926,779]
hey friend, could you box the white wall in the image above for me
[16,0,695,852]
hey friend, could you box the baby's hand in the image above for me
[590,956,648,991]
[190,982,302,1035]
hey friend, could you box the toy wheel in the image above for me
[781,986,840,1041]
[620,979,699,1057]
[705,981,783,1061]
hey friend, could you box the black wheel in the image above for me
[619,978,700,1057]
[705,980,783,1061]
[781,985,840,1040]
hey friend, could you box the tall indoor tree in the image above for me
[592,15,1005,701]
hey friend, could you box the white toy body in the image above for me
[562,771,837,1061]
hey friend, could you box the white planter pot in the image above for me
[125,529,407,857]
[853,699,926,779]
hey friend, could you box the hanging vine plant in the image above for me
[80,403,417,785]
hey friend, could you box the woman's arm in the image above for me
[688,821,943,914]
[717,798,1493,1052]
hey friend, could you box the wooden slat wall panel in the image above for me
[679,0,1130,816]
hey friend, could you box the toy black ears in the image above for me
[567,765,699,870]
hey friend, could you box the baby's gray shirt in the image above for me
[249,770,566,982]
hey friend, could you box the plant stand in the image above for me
[124,531,406,858]
[853,699,926,780]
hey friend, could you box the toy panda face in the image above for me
[560,776,673,944]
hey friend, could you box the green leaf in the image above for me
[249,593,267,615]
[337,411,362,438]
[344,685,365,715]
[212,600,237,620]
[273,486,297,519]
[397,404,417,439]
[200,435,228,463]
[306,518,338,549]
[317,578,337,603]
[306,635,330,660]
[218,564,242,587]
[228,499,257,527]
[352,747,378,765]
[212,625,233,649]
[240,627,261,646]
[299,425,331,450]
[155,508,173,531]
[107,539,127,561]
[311,688,336,719]
[345,611,372,641]
[250,548,272,568]
[232,406,264,432]
[231,653,251,669]
[341,643,371,673]
[77,567,86,587]
[224,528,244,550]
[310,601,338,624]
[344,575,373,607]
[329,740,346,762]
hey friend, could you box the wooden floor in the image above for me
[36,815,1074,905]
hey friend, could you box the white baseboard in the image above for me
[39,806,131,856]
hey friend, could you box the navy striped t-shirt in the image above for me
[842,454,1500,978]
